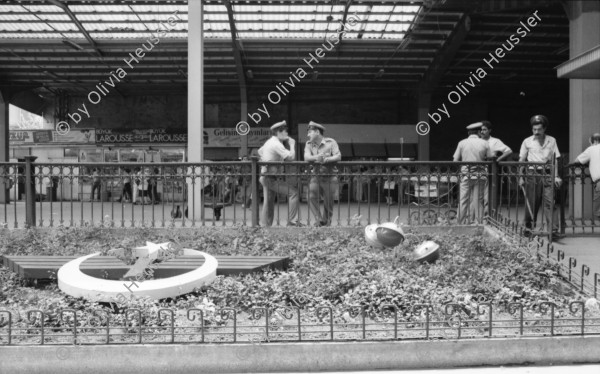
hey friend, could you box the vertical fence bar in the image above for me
[251,157,259,227]
[490,160,498,217]
[24,156,37,227]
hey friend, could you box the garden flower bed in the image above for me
[1,226,599,344]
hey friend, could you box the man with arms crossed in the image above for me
[258,120,302,227]
[304,121,341,227]
[479,121,513,161]
[518,115,562,239]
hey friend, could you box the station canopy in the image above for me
[0,0,569,97]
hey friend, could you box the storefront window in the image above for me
[119,149,144,163]
[64,148,78,158]
[104,149,119,163]
[80,149,102,163]
[161,148,185,162]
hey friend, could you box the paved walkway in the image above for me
[257,365,600,374]
[551,236,600,296]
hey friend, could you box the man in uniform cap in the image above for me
[518,114,562,239]
[477,121,513,162]
[257,120,302,227]
[453,122,494,224]
[573,132,600,219]
[304,121,341,226]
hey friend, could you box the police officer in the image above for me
[453,122,494,224]
[304,121,341,226]
[518,114,562,239]
[257,120,301,227]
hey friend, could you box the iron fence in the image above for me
[488,210,600,299]
[1,300,599,346]
[1,194,600,346]
[1,159,569,232]
[561,162,600,234]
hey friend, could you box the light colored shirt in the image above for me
[304,137,341,173]
[576,144,600,182]
[453,135,493,177]
[487,136,512,156]
[258,136,294,174]
[453,135,493,162]
[519,135,560,163]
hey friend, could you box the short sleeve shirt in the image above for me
[304,137,341,173]
[487,136,512,155]
[519,135,560,163]
[453,135,493,176]
[258,136,292,174]
[453,135,493,162]
[576,144,600,183]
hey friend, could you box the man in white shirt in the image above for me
[478,121,513,161]
[518,114,562,238]
[574,132,600,219]
[453,122,494,224]
[258,120,301,227]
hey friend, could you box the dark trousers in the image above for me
[91,181,101,200]
[122,182,132,200]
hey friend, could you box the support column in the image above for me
[566,1,600,218]
[0,90,9,204]
[187,0,204,218]
[240,98,248,157]
[417,92,431,161]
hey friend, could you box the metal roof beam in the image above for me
[419,13,470,92]
[45,0,103,58]
[336,0,353,54]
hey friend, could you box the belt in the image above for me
[527,166,551,171]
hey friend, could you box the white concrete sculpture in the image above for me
[58,241,218,302]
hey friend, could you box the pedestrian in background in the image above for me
[90,168,102,201]
[119,167,132,203]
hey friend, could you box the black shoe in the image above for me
[287,221,304,227]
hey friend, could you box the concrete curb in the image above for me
[2,336,600,374]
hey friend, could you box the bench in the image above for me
[1,254,290,280]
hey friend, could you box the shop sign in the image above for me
[52,129,96,144]
[95,129,187,144]
[9,130,52,144]
[204,128,271,147]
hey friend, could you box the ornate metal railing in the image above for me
[561,162,600,234]
[1,159,565,231]
[1,299,599,347]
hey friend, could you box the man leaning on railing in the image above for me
[304,121,341,227]
[257,120,302,227]
[572,132,600,220]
